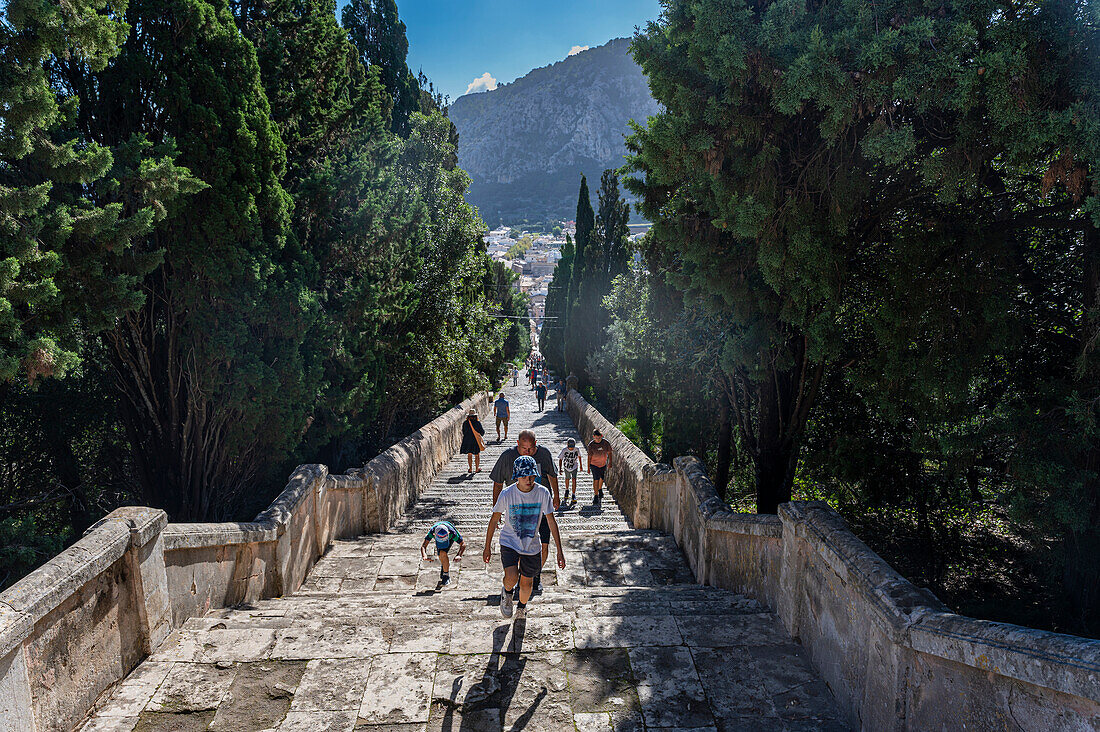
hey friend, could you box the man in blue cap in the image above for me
[483,455,565,619]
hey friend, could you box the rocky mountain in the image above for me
[449,38,658,226]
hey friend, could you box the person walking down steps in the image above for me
[421,521,465,586]
[535,379,547,411]
[483,456,565,620]
[460,408,485,473]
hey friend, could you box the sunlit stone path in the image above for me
[80,382,847,731]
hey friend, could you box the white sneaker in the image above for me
[500,586,514,617]
[514,605,526,620]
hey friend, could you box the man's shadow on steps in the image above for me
[435,618,547,731]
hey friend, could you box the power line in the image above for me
[486,314,558,320]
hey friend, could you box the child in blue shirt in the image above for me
[421,520,465,586]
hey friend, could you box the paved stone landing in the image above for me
[80,383,848,731]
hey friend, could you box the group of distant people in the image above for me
[426,371,613,619]
[508,355,565,413]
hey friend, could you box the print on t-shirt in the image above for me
[508,502,541,540]
[493,483,554,555]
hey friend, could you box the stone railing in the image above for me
[0,392,489,732]
[563,388,672,529]
[564,389,1100,731]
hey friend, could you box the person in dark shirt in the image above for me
[460,408,486,472]
[534,380,548,411]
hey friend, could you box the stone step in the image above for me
[79,380,849,732]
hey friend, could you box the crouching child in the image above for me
[483,455,565,619]
[422,521,465,586]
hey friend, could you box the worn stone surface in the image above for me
[209,660,305,730]
[0,647,35,732]
[147,662,237,712]
[358,652,437,723]
[82,383,845,731]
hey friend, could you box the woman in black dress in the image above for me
[460,407,486,473]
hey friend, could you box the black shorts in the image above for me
[500,545,543,577]
[539,515,550,545]
[591,463,606,481]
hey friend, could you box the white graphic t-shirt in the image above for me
[493,483,553,555]
[558,447,581,472]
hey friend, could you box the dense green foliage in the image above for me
[1,0,520,584]
[0,0,196,384]
[595,0,1100,633]
[506,234,536,260]
[552,172,631,383]
[539,234,573,368]
[563,175,594,378]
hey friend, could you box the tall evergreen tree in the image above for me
[565,175,594,377]
[341,0,420,136]
[0,0,195,383]
[568,170,630,385]
[540,234,573,371]
[594,170,631,282]
[627,0,1100,627]
[73,0,311,519]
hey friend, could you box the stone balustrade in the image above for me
[0,392,489,732]
[563,388,1100,730]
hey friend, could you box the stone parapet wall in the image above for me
[564,389,656,528]
[0,392,489,732]
[563,390,1100,730]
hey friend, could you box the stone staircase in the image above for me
[79,383,847,732]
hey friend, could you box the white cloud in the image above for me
[568,45,590,57]
[464,72,498,95]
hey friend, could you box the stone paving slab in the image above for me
[81,382,847,731]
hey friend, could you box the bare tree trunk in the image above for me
[107,267,256,521]
[727,334,823,515]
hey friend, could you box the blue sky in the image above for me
[337,0,663,103]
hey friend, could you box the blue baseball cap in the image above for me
[512,455,539,478]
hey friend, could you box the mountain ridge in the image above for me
[449,38,658,225]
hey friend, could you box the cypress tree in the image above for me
[76,0,310,519]
[540,234,573,371]
[341,0,420,136]
[628,0,1099,537]
[595,170,631,282]
[565,175,594,377]
[568,170,630,386]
